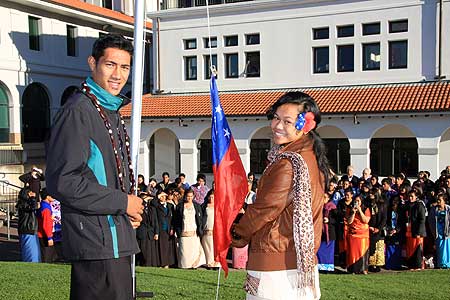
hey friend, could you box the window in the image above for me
[204,37,217,48]
[225,53,239,78]
[225,35,238,47]
[363,43,380,71]
[363,22,381,35]
[389,20,408,33]
[337,45,354,72]
[66,25,77,57]
[185,56,197,80]
[22,83,50,143]
[199,139,213,173]
[28,16,40,51]
[250,139,271,174]
[313,27,329,40]
[184,39,197,50]
[204,54,217,79]
[337,25,354,38]
[313,47,329,73]
[0,85,9,143]
[389,40,408,69]
[370,138,418,177]
[102,0,113,9]
[246,33,260,45]
[323,139,350,175]
[245,52,260,77]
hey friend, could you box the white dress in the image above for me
[178,205,206,268]
[201,206,220,268]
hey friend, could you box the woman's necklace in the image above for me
[81,82,136,194]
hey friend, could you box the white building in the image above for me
[128,0,450,184]
[0,0,153,186]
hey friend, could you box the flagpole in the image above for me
[130,0,152,299]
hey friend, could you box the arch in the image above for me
[370,124,418,177]
[0,82,11,143]
[22,83,51,143]
[148,128,180,179]
[317,125,350,175]
[439,127,450,173]
[249,126,272,174]
[196,128,212,173]
[60,85,78,106]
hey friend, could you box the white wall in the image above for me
[439,127,450,172]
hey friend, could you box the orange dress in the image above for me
[346,207,371,273]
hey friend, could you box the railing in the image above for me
[0,180,22,240]
[161,0,253,10]
[0,148,24,165]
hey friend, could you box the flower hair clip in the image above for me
[295,112,316,134]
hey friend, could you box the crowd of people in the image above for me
[318,165,450,274]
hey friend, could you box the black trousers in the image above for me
[70,256,132,300]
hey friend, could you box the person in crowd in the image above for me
[247,171,258,192]
[147,178,158,199]
[19,166,45,202]
[359,182,372,207]
[404,190,427,270]
[201,190,220,269]
[370,175,381,190]
[137,174,148,195]
[317,193,337,272]
[346,194,371,274]
[341,165,359,188]
[50,194,63,262]
[336,189,354,267]
[136,194,159,267]
[16,187,40,262]
[382,178,398,207]
[360,168,371,183]
[157,172,171,193]
[328,179,342,206]
[165,187,177,206]
[244,179,256,205]
[190,173,210,205]
[154,191,177,268]
[37,189,57,263]
[174,188,205,269]
[45,34,144,300]
[394,173,410,192]
[355,178,366,195]
[231,92,330,300]
[428,193,450,268]
[385,196,403,270]
[178,173,190,190]
[398,184,411,204]
[368,188,387,272]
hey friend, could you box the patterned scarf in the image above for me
[267,144,316,296]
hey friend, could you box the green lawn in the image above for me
[0,262,448,300]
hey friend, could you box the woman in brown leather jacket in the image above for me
[232,92,330,300]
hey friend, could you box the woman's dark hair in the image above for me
[267,92,331,190]
[91,34,133,63]
[196,173,206,181]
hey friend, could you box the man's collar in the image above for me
[86,77,128,111]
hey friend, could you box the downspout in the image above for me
[438,0,443,80]
[157,17,161,92]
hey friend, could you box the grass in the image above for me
[0,262,449,300]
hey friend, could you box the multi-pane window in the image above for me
[0,86,9,143]
[102,0,112,9]
[389,20,408,33]
[363,22,381,35]
[363,43,380,71]
[204,54,217,79]
[246,33,260,45]
[313,47,329,73]
[337,45,354,72]
[66,25,77,57]
[245,52,260,77]
[199,139,213,173]
[184,39,197,50]
[337,25,354,38]
[323,139,350,175]
[313,27,329,40]
[250,139,271,174]
[225,35,238,47]
[185,56,197,80]
[389,40,408,69]
[28,16,40,51]
[204,37,217,48]
[225,53,239,78]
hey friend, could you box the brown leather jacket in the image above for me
[232,135,324,271]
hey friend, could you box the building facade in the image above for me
[131,0,450,184]
[0,0,152,186]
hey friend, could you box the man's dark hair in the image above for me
[179,173,186,178]
[196,173,206,181]
[381,178,392,186]
[91,34,133,62]
[162,172,170,178]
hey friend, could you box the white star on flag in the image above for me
[223,128,230,138]
[215,105,222,114]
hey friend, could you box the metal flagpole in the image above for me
[130,0,152,298]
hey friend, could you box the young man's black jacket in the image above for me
[46,88,139,261]
[16,187,38,235]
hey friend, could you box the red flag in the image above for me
[210,75,247,276]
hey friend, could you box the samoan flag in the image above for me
[210,75,248,276]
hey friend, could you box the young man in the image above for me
[46,34,144,300]
[37,189,56,263]
[16,187,40,262]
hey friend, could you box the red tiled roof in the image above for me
[121,81,450,118]
[47,0,152,29]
